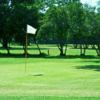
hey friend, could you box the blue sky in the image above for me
[81,0,98,6]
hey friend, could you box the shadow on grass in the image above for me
[0,47,48,50]
[76,65,100,71]
[46,55,100,59]
[0,53,100,59]
[82,60,100,63]
[0,53,47,58]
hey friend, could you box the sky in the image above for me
[81,0,99,6]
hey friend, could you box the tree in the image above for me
[94,7,100,56]
[0,0,12,54]
[67,1,88,56]
[0,0,40,54]
[10,0,40,54]
[83,5,100,56]
[38,6,69,56]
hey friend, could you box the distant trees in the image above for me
[0,0,100,56]
[82,5,100,56]
[38,0,100,56]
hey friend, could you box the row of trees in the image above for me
[0,0,100,56]
[38,0,100,56]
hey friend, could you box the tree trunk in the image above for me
[80,44,82,56]
[97,44,100,50]
[85,44,89,49]
[91,45,95,49]
[7,47,10,55]
[36,42,42,55]
[96,44,100,56]
[64,44,67,55]
[73,44,78,49]
[80,44,85,56]
[60,48,64,56]
[57,44,66,56]
[95,48,100,56]
[34,38,42,55]
[83,44,86,56]
[23,44,28,55]
[59,44,65,56]
[2,38,10,55]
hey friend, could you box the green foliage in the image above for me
[38,5,69,55]
[0,0,39,53]
[0,0,100,55]
[67,2,86,43]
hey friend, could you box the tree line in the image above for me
[0,0,100,56]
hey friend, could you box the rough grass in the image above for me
[0,45,100,100]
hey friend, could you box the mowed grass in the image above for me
[0,45,100,100]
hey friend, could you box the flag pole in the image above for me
[25,32,28,72]
[25,24,37,72]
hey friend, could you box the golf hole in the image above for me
[32,73,44,76]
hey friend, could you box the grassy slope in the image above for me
[0,45,100,100]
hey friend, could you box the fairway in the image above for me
[0,0,100,99]
[0,45,100,100]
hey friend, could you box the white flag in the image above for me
[27,25,37,35]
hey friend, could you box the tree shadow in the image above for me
[0,53,47,58]
[0,52,100,59]
[82,60,100,63]
[76,65,100,71]
[71,47,96,50]
[45,55,100,59]
[0,47,48,50]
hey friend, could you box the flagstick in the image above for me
[25,24,37,72]
[25,33,28,72]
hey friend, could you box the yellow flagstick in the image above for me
[25,32,28,72]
